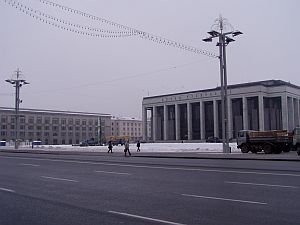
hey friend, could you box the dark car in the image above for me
[206,136,221,143]
[79,139,98,147]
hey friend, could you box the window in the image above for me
[88,120,93,125]
[28,117,34,123]
[20,117,25,123]
[1,116,7,123]
[20,125,25,130]
[61,119,66,125]
[37,117,42,124]
[68,119,73,125]
[75,119,80,125]
[52,118,59,124]
[45,117,50,124]
[1,125,7,129]
[82,120,86,125]
[28,126,34,130]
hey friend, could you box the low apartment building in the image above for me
[0,107,111,145]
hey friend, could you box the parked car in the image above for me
[79,139,98,147]
[206,136,221,143]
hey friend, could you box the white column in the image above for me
[296,99,300,127]
[164,105,168,141]
[227,98,233,139]
[258,94,264,131]
[142,106,148,141]
[281,94,288,130]
[288,97,294,131]
[152,107,157,141]
[242,97,248,130]
[187,102,192,140]
[213,100,218,137]
[200,101,205,140]
[175,104,180,140]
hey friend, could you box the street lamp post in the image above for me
[5,69,29,149]
[203,16,242,153]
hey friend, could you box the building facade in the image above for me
[0,107,111,145]
[111,117,143,142]
[142,80,300,142]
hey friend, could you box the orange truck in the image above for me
[237,130,292,154]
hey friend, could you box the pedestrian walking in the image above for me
[136,140,141,152]
[107,140,113,153]
[124,140,131,156]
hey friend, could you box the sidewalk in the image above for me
[0,147,299,161]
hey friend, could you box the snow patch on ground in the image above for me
[3,142,240,153]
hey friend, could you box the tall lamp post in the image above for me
[203,16,242,153]
[5,69,29,149]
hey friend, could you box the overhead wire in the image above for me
[20,58,215,96]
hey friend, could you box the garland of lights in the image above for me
[4,0,218,57]
[5,0,137,38]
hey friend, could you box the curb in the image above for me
[1,149,299,162]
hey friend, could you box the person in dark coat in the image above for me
[136,141,141,152]
[124,140,131,156]
[107,140,113,153]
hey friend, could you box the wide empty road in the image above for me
[0,152,299,225]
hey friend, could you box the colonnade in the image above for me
[143,95,300,142]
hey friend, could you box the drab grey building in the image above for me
[0,107,111,145]
[142,80,300,142]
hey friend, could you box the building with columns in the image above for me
[142,80,300,142]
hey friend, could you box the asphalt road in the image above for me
[0,152,299,225]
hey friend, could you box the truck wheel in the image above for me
[250,148,258,154]
[263,144,273,154]
[274,147,282,154]
[282,145,290,152]
[241,145,249,153]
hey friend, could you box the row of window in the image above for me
[0,131,97,138]
[111,122,142,127]
[0,116,99,126]
[111,132,142,137]
[1,125,99,131]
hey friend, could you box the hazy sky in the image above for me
[1,0,299,118]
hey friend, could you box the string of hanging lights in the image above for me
[4,0,218,57]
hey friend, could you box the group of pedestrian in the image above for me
[107,140,141,156]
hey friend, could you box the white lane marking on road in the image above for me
[181,193,267,205]
[41,176,78,183]
[108,211,186,225]
[2,155,300,177]
[95,170,131,175]
[0,187,16,193]
[225,181,298,189]
[19,163,40,167]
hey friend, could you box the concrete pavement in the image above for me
[0,147,299,161]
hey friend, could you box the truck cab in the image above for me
[293,127,300,154]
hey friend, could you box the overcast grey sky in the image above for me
[1,0,299,118]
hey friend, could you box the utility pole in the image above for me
[5,69,29,149]
[203,16,242,153]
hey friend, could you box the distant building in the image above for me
[142,80,300,142]
[111,117,143,142]
[0,107,111,145]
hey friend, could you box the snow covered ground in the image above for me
[2,142,240,153]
